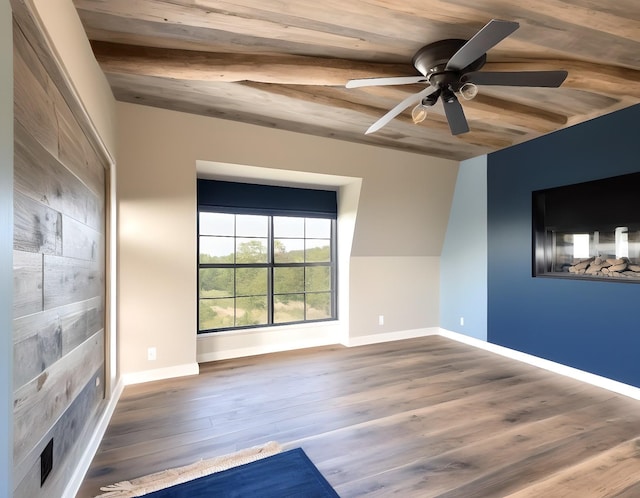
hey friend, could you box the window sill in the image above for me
[197,319,340,338]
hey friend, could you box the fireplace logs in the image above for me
[566,257,640,278]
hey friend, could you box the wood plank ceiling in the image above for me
[73,0,640,161]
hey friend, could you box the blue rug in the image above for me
[141,448,340,497]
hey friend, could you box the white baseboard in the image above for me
[122,362,200,386]
[345,327,439,348]
[197,322,345,363]
[62,377,125,498]
[439,328,640,401]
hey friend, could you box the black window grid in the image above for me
[198,213,337,333]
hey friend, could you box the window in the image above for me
[197,180,337,332]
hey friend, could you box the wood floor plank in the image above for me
[613,480,640,498]
[505,437,640,498]
[78,336,640,497]
[311,397,630,494]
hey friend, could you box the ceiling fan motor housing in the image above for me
[412,39,486,91]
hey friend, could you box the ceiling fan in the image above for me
[346,19,568,136]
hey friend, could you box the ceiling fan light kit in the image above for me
[459,82,479,100]
[411,104,428,124]
[346,19,569,136]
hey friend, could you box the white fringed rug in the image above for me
[95,441,283,497]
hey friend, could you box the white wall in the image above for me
[349,256,441,340]
[1,0,14,493]
[116,102,458,377]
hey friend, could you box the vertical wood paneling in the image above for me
[43,254,103,309]
[12,9,108,496]
[12,296,104,387]
[54,84,105,197]
[12,24,58,159]
[12,250,42,319]
[13,323,61,390]
[62,214,102,261]
[43,366,105,497]
[13,331,104,467]
[13,190,62,255]
[14,368,105,498]
[14,120,104,231]
[63,299,104,354]
[13,295,104,344]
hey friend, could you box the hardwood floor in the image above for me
[78,336,640,497]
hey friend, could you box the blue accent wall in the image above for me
[441,155,487,340]
[487,104,640,387]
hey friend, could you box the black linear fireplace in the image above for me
[533,172,640,282]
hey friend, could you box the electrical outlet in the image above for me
[40,438,53,486]
[460,317,464,326]
[378,315,384,326]
[147,347,157,361]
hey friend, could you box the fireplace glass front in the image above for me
[533,172,640,282]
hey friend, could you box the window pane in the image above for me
[199,298,234,330]
[274,294,304,323]
[198,210,336,332]
[306,266,331,292]
[200,212,234,236]
[199,236,234,263]
[305,239,330,262]
[236,238,268,263]
[236,267,267,296]
[199,268,234,297]
[236,296,268,327]
[306,293,331,320]
[274,267,304,294]
[306,218,331,238]
[236,215,268,237]
[274,216,304,238]
[274,238,304,263]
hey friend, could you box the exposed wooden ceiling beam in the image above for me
[92,41,640,101]
[90,41,411,85]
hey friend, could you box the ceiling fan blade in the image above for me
[346,75,428,89]
[443,96,469,135]
[446,19,519,71]
[365,87,436,134]
[463,70,569,87]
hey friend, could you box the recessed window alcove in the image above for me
[533,172,640,282]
